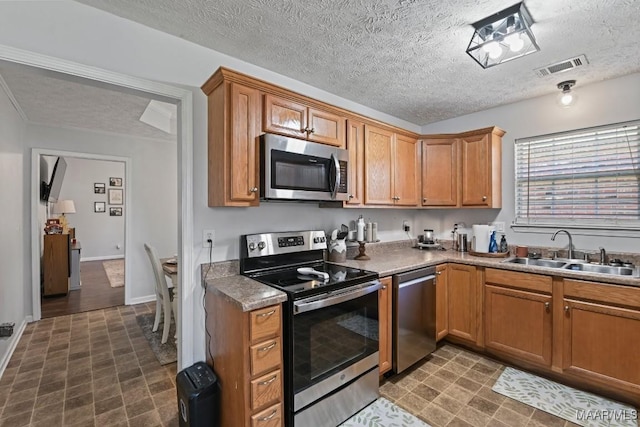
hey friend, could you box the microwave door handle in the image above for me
[330,153,340,200]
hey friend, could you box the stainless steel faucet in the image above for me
[551,229,574,259]
[599,247,606,265]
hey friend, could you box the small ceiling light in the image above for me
[466,2,540,69]
[557,80,577,107]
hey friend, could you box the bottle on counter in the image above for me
[499,234,508,253]
[356,215,365,242]
[489,231,498,253]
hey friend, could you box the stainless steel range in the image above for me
[240,230,381,427]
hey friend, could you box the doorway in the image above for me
[0,44,195,369]
[39,155,128,318]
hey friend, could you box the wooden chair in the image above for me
[144,243,174,344]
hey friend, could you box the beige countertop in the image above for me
[202,245,640,312]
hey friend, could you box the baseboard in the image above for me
[0,318,28,379]
[128,294,156,305]
[81,255,125,262]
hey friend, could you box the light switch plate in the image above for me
[492,222,505,232]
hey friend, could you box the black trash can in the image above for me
[176,362,220,427]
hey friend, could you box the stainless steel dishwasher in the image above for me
[392,266,437,373]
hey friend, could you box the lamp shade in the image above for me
[52,200,76,214]
[466,2,539,69]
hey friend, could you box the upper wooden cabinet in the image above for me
[203,78,261,207]
[346,120,365,205]
[363,125,420,206]
[263,94,346,148]
[421,127,504,208]
[460,127,504,207]
[422,138,458,207]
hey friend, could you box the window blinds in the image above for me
[515,120,640,225]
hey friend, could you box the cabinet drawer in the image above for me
[486,268,551,293]
[564,279,640,308]
[250,338,281,376]
[251,403,283,427]
[251,369,282,411]
[250,305,281,343]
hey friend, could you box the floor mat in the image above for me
[492,366,638,427]
[135,312,177,365]
[102,259,124,288]
[340,397,431,427]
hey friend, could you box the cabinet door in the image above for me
[364,125,394,205]
[393,134,420,206]
[461,133,491,206]
[563,299,640,395]
[230,83,261,203]
[346,120,364,205]
[43,234,70,296]
[485,285,552,367]
[435,264,448,341]
[422,138,458,207]
[379,277,393,375]
[447,264,477,342]
[263,94,307,139]
[308,107,346,148]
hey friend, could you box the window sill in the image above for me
[511,222,640,238]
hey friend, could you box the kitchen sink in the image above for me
[502,257,568,268]
[563,263,635,276]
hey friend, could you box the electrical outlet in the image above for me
[492,222,505,233]
[203,229,215,248]
[402,220,410,232]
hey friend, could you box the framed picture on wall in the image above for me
[108,188,123,205]
[94,202,106,213]
[109,207,123,216]
[109,177,122,187]
[94,183,105,194]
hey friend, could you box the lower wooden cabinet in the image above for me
[562,279,640,398]
[206,293,283,427]
[435,264,448,341]
[42,234,70,296]
[447,264,478,343]
[484,284,552,367]
[378,276,392,375]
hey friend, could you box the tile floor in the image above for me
[0,303,178,427]
[0,305,619,427]
[380,344,580,427]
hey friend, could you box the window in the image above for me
[515,120,640,226]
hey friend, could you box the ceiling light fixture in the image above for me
[557,80,577,107]
[466,2,539,69]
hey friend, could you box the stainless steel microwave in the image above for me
[260,133,349,202]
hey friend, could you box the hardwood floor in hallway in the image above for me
[41,260,125,319]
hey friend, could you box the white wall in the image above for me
[420,72,640,253]
[25,124,178,302]
[0,80,27,375]
[56,157,125,259]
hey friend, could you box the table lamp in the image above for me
[52,200,76,234]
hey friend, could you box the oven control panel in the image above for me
[244,230,327,257]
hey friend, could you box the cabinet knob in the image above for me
[423,198,427,203]
[348,194,354,199]
[482,195,487,201]
[309,127,315,135]
[303,127,315,135]
[564,305,570,313]
[250,187,258,193]
[436,271,442,275]
[544,302,550,312]
[381,285,386,290]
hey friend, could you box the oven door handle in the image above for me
[329,153,340,200]
[294,281,381,314]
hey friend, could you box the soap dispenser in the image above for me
[499,234,508,253]
[356,215,365,242]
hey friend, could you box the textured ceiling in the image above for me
[75,0,640,126]
[0,61,176,141]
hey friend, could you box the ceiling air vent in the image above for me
[534,55,589,77]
